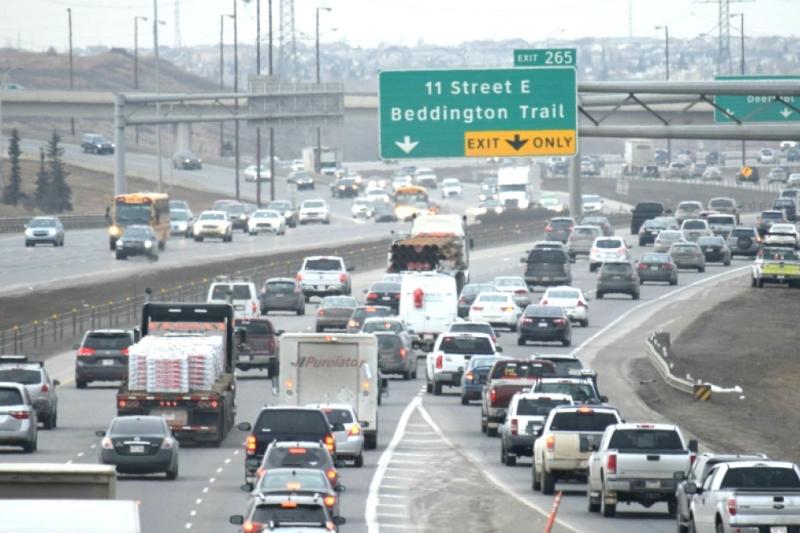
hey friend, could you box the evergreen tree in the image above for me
[2,129,24,206]
[45,130,72,213]
[34,146,51,212]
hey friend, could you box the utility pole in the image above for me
[269,0,275,202]
[154,0,162,192]
[233,0,240,201]
[656,25,671,162]
[67,8,75,136]
[134,15,147,145]
[219,14,232,157]
[0,69,20,189]
[315,7,331,174]
[733,12,746,165]
[255,0,263,207]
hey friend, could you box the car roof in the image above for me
[0,382,29,393]
[610,422,679,431]
[550,404,618,413]
[514,392,574,401]
[363,316,403,324]
[440,331,493,339]
[306,403,356,413]
[723,460,796,470]
[269,441,326,449]
[304,256,343,261]
[265,277,297,283]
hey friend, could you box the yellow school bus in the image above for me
[108,192,170,250]
[394,185,436,221]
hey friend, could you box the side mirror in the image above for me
[348,265,356,272]
[684,481,699,495]
[240,483,253,492]
[333,517,346,526]
[496,346,503,352]
[363,288,369,294]
[237,328,247,344]
[229,515,245,526]
[600,395,609,403]
[495,332,501,338]
[335,484,346,493]
[674,471,686,481]
[570,256,576,264]
[237,422,252,432]
[95,430,106,437]
[688,439,699,453]
[53,380,61,387]
[132,327,142,343]
[277,330,285,336]
[381,377,389,389]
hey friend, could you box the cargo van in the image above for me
[206,276,260,319]
[399,272,458,351]
[277,333,381,450]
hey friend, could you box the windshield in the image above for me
[0,369,41,385]
[720,467,800,490]
[439,336,494,355]
[498,184,526,193]
[121,227,152,239]
[252,505,327,527]
[395,192,429,205]
[115,202,151,225]
[608,429,684,452]
[29,218,56,228]
[256,471,328,493]
[548,410,618,431]
[110,418,166,435]
[170,210,190,221]
[490,361,554,379]
[707,216,735,225]
[363,321,403,334]
[304,258,343,271]
[517,397,572,416]
[266,447,331,469]
[546,290,581,300]
[200,213,224,221]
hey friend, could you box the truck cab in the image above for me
[497,166,530,209]
[426,332,499,397]
[481,358,555,437]
[499,392,573,466]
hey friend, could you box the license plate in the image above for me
[316,285,326,290]
[102,359,115,366]
[150,408,188,425]
[436,373,452,381]
[612,275,622,280]
[648,265,657,270]
[541,276,551,281]
[382,296,391,300]
[645,481,661,489]
[129,445,145,454]
[538,321,548,327]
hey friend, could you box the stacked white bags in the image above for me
[128,335,225,393]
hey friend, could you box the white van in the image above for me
[277,333,381,450]
[206,276,260,319]
[399,272,458,351]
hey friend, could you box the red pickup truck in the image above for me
[481,359,556,437]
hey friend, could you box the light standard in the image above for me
[0,68,21,189]
[219,13,234,157]
[545,28,565,47]
[133,16,148,90]
[233,0,241,201]
[731,13,746,165]
[67,8,75,135]
[315,6,332,174]
[153,0,163,192]
[242,0,265,206]
[655,25,671,162]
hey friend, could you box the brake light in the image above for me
[510,418,518,436]
[435,354,443,369]
[394,293,401,299]
[9,410,30,420]
[296,273,303,282]
[690,453,697,467]
[553,318,566,326]
[324,495,336,508]
[339,273,348,283]
[288,447,307,455]
[490,389,497,405]
[255,466,266,478]
[243,522,264,533]
[727,497,737,516]
[514,289,528,295]
[40,383,49,393]
[267,336,276,353]
[662,263,674,270]
[160,437,176,450]
[540,299,548,305]
[464,371,474,382]
[324,434,335,453]
[458,297,466,304]
[367,292,378,300]
[545,224,553,231]
[77,347,96,356]
[246,435,257,454]
[348,424,361,436]
[326,468,337,482]
[546,435,555,451]
[399,348,407,359]
[101,437,113,450]
[120,347,129,356]
[607,453,617,475]
[471,306,483,311]
[317,309,325,316]
[637,263,647,270]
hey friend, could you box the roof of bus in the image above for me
[114,192,169,202]
[395,185,428,194]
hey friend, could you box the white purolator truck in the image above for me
[277,333,382,449]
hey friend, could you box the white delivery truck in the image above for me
[277,333,382,450]
[399,272,458,351]
[623,139,654,175]
[497,166,531,209]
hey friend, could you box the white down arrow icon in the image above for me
[395,136,419,154]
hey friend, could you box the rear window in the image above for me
[550,220,573,229]
[697,237,724,246]
[683,221,706,230]
[634,203,664,213]
[546,290,581,299]
[527,250,567,264]
[731,228,755,237]
[490,361,554,379]
[574,227,599,236]
[0,388,23,406]
[254,410,329,434]
[642,254,669,263]
[544,359,584,376]
[266,281,296,292]
[517,398,572,416]
[320,408,353,425]
[672,244,698,252]
[84,333,133,350]
[257,470,327,492]
[252,504,327,526]
[370,282,400,292]
[352,307,391,320]
[376,334,401,350]
[0,369,41,385]
[536,382,597,402]
[762,212,784,220]
[237,320,274,336]
[524,306,564,318]
[363,321,403,334]
[266,447,331,468]
[110,418,166,435]
[210,284,253,300]
[476,294,510,303]
[720,467,800,490]
[321,296,356,308]
[439,336,495,355]
[707,216,735,225]
[304,258,343,271]
[449,323,493,336]
[679,203,702,211]
[549,411,619,431]
[596,239,623,249]
[601,263,632,273]
[608,429,684,452]
[461,284,493,296]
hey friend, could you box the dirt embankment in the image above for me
[633,280,800,463]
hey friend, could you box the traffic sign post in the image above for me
[513,48,576,67]
[714,75,800,123]
[378,67,577,160]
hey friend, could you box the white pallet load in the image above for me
[127,336,224,393]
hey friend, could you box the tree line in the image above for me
[2,129,73,213]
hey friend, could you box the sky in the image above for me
[1,0,799,52]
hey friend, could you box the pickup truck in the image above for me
[296,256,353,300]
[751,246,800,288]
[532,376,608,405]
[532,405,622,495]
[426,332,500,397]
[498,392,573,466]
[587,423,698,518]
[683,460,800,533]
[481,359,556,437]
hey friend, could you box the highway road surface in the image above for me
[9,221,757,533]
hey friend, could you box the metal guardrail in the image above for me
[645,331,695,395]
[0,214,106,234]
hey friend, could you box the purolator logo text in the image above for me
[296,356,361,368]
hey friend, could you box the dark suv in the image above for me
[234,318,278,375]
[238,407,338,484]
[80,133,115,155]
[630,202,666,234]
[727,226,760,257]
[521,248,572,289]
[74,329,138,388]
[596,261,640,299]
[544,217,575,243]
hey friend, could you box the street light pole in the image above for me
[153,0,162,192]
[268,0,275,202]
[656,25,671,162]
[315,7,331,174]
[133,16,148,145]
[219,14,233,158]
[732,13,746,165]
[67,8,75,135]
[255,0,262,207]
[233,0,240,201]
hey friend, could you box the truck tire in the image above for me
[486,425,498,438]
[42,411,55,430]
[542,470,556,495]
[433,382,442,396]
[667,498,678,518]
[22,439,36,454]
[601,488,616,517]
[481,415,487,434]
[354,454,364,468]
[166,459,179,480]
[587,490,601,513]
[531,461,541,491]
[365,432,377,450]
[76,379,87,390]
[460,395,469,405]
[503,446,516,466]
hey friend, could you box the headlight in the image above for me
[48,228,56,234]
[184,159,191,163]
[24,229,33,236]
[116,239,125,246]
[109,226,120,236]
[240,214,246,219]
[144,240,153,248]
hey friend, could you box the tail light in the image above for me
[435,354,443,369]
[458,297,466,304]
[9,410,30,420]
[40,383,49,393]
[266,336,276,353]
[464,371,474,382]
[510,418,518,436]
[546,435,555,451]
[577,300,587,308]
[690,453,697,467]
[367,292,378,300]
[323,495,336,508]
[514,289,528,295]
[348,424,361,437]
[77,347,96,356]
[243,521,264,533]
[399,348,407,359]
[101,437,113,449]
[296,273,303,282]
[246,435,257,454]
[540,299,548,305]
[553,318,566,326]
[256,466,266,478]
[606,453,617,475]
[637,263,647,270]
[489,389,497,405]
[727,497,737,516]
[545,224,553,231]
[339,273,348,283]
[323,434,335,453]
[326,468,337,483]
[471,306,483,311]
[252,302,257,314]
[120,347,129,356]
[662,263,674,270]
[317,309,326,316]
[394,293,401,299]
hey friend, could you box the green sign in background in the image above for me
[378,67,577,159]
[714,75,800,123]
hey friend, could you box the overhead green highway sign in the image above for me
[378,67,578,159]
[714,75,800,123]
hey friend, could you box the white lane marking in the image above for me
[378,524,421,530]
[184,523,192,529]
[376,513,406,518]
[386,458,433,464]
[77,452,84,457]
[385,466,427,472]
[65,460,72,464]
[572,265,749,357]
[216,467,223,473]
[391,452,436,457]
[416,401,581,533]
[377,503,406,508]
[383,475,418,481]
[234,449,240,455]
[90,444,97,449]
[209,477,215,483]
[195,498,202,505]
[224,458,231,464]
[378,494,406,499]
[377,484,411,490]
[189,510,196,517]
[202,487,209,493]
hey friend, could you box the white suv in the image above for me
[298,199,331,225]
[193,211,233,242]
[206,276,260,318]
[589,237,630,272]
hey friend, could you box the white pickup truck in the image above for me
[425,332,500,396]
[296,256,353,300]
[684,460,800,533]
[587,422,698,518]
